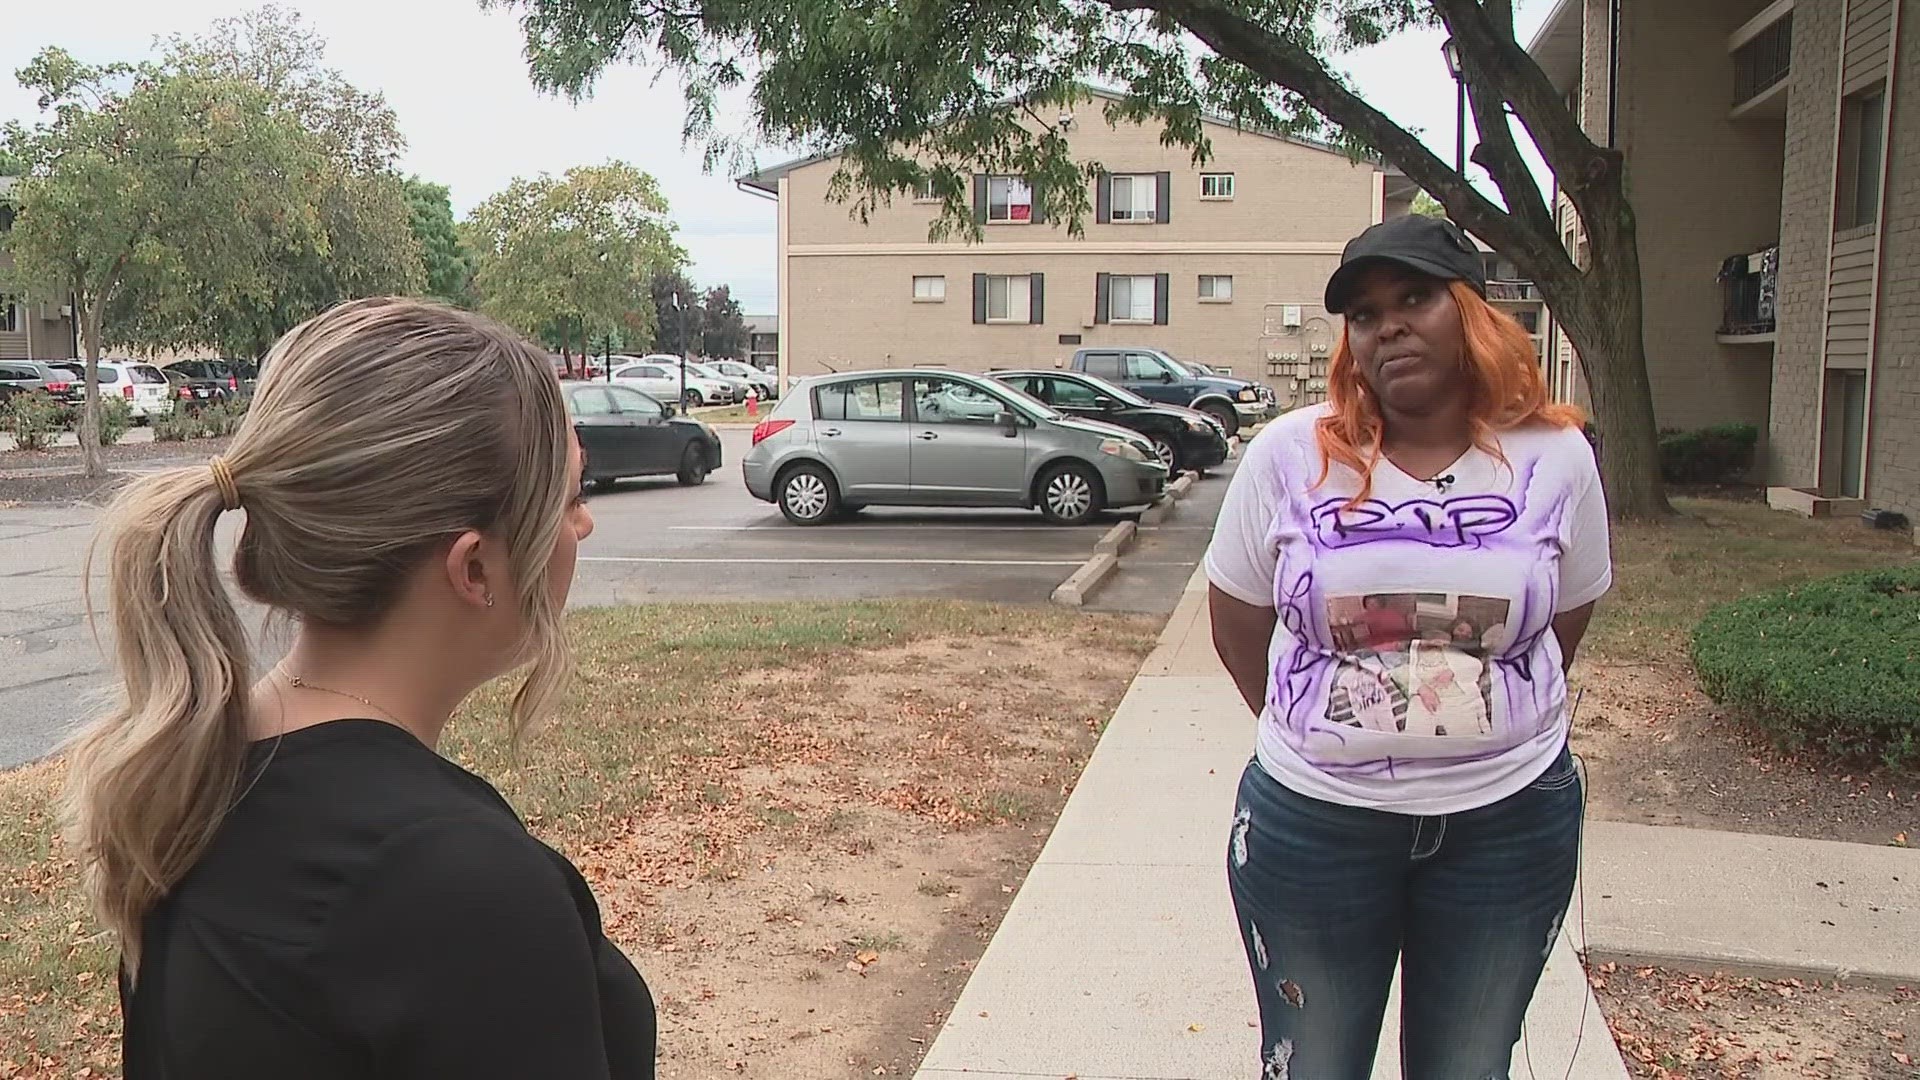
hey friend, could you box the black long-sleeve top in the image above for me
[121,718,656,1079]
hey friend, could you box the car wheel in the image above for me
[1201,402,1239,436]
[1036,461,1104,526]
[683,390,703,410]
[676,443,710,486]
[1150,435,1182,473]
[777,463,839,526]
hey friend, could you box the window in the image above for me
[1125,352,1169,381]
[1109,275,1157,322]
[911,377,1005,426]
[1109,174,1158,222]
[1199,275,1234,302]
[986,274,1032,322]
[1081,352,1124,380]
[814,378,904,422]
[1201,173,1235,200]
[0,294,17,333]
[987,176,1032,223]
[606,385,666,417]
[912,275,946,302]
[568,387,617,416]
[1046,377,1104,409]
[132,365,168,384]
[1837,84,1887,231]
[913,178,939,202]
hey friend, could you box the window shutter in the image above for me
[1029,182,1046,226]
[1094,273,1111,324]
[1155,172,1171,224]
[1029,273,1045,324]
[1153,273,1170,325]
[973,273,988,324]
[973,175,988,226]
[1095,173,1111,224]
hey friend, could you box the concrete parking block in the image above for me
[1167,472,1197,500]
[1094,520,1138,556]
[1140,496,1178,526]
[1052,551,1120,607]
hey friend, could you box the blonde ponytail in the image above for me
[65,467,254,973]
[61,297,575,974]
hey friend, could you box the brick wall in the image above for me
[1768,0,1845,487]
[1863,6,1918,527]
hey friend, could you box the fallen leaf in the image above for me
[1894,1051,1912,1066]
[1896,832,1910,848]
[1187,1023,1204,1033]
[856,950,880,965]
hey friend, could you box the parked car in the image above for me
[0,360,58,404]
[1066,347,1274,435]
[564,382,723,489]
[742,369,1167,527]
[166,359,257,397]
[163,367,235,410]
[705,360,779,400]
[991,369,1229,475]
[94,362,175,421]
[40,362,87,412]
[550,355,606,380]
[609,359,737,408]
[685,361,753,403]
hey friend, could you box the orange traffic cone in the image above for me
[745,387,759,418]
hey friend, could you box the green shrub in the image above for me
[1659,422,1758,484]
[95,397,133,447]
[198,400,245,438]
[153,408,204,442]
[1690,565,1920,772]
[1,391,67,452]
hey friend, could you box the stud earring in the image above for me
[484,592,495,608]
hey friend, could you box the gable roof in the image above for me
[736,86,1389,193]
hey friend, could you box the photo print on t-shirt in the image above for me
[1323,593,1512,738]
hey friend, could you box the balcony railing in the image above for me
[1486,280,1538,302]
[1717,244,1779,336]
[1733,12,1792,106]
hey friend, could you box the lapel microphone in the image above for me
[1431,474,1455,494]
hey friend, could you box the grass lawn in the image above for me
[689,403,759,424]
[0,601,1157,1079]
[1585,497,1916,661]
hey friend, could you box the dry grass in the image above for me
[1586,498,1916,662]
[0,600,1157,1079]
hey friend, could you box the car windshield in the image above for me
[687,363,723,378]
[987,379,1062,421]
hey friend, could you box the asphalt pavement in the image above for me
[0,429,1233,767]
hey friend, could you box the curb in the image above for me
[1139,496,1177,526]
[1094,520,1137,556]
[1166,471,1196,500]
[1050,551,1119,607]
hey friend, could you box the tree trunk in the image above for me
[78,304,105,480]
[1555,283,1667,518]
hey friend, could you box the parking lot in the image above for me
[0,427,1235,768]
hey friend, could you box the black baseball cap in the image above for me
[1323,215,1487,315]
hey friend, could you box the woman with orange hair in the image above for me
[1206,214,1611,1079]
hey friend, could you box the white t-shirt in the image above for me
[1205,403,1612,815]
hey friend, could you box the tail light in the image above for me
[46,381,68,393]
[228,376,239,391]
[122,384,135,399]
[180,386,193,400]
[751,419,795,446]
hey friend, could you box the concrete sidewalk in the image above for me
[915,570,1628,1079]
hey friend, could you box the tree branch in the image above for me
[1429,0,1617,214]
[1109,0,1560,270]
[1448,1,1555,241]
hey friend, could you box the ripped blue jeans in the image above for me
[1227,750,1582,1080]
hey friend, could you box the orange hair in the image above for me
[1314,281,1584,504]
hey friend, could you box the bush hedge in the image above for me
[1690,565,1920,772]
[1659,422,1758,484]
[95,397,133,447]
[1,391,67,451]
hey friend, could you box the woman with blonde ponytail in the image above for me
[65,298,655,1078]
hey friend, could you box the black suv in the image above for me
[992,369,1230,475]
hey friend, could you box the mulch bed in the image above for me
[0,437,231,505]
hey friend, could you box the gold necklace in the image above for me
[275,668,403,726]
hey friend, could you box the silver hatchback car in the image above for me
[742,369,1169,526]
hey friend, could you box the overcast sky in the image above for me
[2,1,1552,315]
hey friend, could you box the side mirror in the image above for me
[1092,395,1115,410]
[663,402,679,418]
[1159,369,1176,383]
[996,410,1021,437]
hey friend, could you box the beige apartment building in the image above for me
[1531,0,1917,529]
[0,178,79,361]
[738,93,1424,407]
